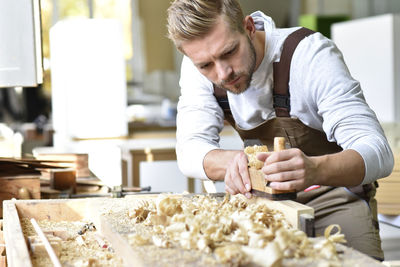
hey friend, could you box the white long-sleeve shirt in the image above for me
[176,11,393,184]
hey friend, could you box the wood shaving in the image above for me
[20,218,123,267]
[124,194,347,266]
[244,145,268,169]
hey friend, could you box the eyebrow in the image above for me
[194,41,239,68]
[218,41,238,57]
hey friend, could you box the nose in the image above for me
[215,61,233,82]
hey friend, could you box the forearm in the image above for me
[203,149,242,181]
[314,149,365,187]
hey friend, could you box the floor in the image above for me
[379,215,400,261]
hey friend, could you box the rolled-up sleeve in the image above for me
[176,56,225,179]
[291,32,394,184]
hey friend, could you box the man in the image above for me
[167,0,393,260]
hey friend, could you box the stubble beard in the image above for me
[218,36,257,95]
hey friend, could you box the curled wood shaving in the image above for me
[324,224,346,243]
[312,224,347,262]
[127,194,346,266]
[244,145,268,169]
[156,196,182,216]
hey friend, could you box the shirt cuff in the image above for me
[350,142,384,185]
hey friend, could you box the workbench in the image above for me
[34,125,242,193]
[3,195,385,267]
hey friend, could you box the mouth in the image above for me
[226,75,241,86]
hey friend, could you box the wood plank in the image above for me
[376,182,400,203]
[0,230,5,255]
[382,260,400,267]
[393,154,400,172]
[49,169,76,191]
[335,244,385,266]
[3,201,32,267]
[0,177,40,217]
[248,196,314,230]
[249,167,296,196]
[378,172,400,183]
[247,138,297,199]
[377,203,400,215]
[14,199,91,222]
[30,218,62,267]
[35,153,90,178]
[100,216,146,267]
[3,197,384,266]
[3,199,106,266]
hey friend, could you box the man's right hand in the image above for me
[224,151,252,198]
[203,149,252,198]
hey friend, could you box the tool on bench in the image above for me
[58,185,152,198]
[245,137,297,200]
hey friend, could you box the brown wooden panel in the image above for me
[0,177,40,218]
[376,182,400,204]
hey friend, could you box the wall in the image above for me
[134,0,400,100]
[239,0,291,27]
[302,0,400,18]
[135,0,294,100]
[138,0,175,73]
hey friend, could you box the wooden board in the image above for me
[249,195,314,230]
[3,198,102,267]
[2,196,385,267]
[0,176,40,217]
[3,201,32,267]
[99,216,146,267]
[376,169,400,215]
[35,153,90,178]
[249,167,297,197]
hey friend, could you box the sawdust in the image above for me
[17,195,355,267]
[100,194,348,267]
[20,218,123,267]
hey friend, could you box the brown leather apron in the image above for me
[213,28,383,260]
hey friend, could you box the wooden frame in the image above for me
[3,195,383,267]
[3,195,313,266]
[129,147,176,187]
[3,199,98,267]
[0,176,40,217]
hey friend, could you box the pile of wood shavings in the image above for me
[21,218,123,267]
[126,194,347,267]
[244,145,269,169]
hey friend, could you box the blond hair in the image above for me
[167,0,244,49]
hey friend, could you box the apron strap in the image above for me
[273,27,314,117]
[213,27,315,119]
[213,84,236,126]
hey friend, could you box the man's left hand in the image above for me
[256,148,318,191]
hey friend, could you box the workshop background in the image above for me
[0,0,400,264]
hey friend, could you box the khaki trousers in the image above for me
[297,185,383,260]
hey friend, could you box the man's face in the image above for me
[181,17,256,94]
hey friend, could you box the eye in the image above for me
[224,46,237,57]
[199,63,211,69]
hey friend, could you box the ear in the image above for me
[243,16,256,39]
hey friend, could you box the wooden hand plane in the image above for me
[245,137,297,200]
